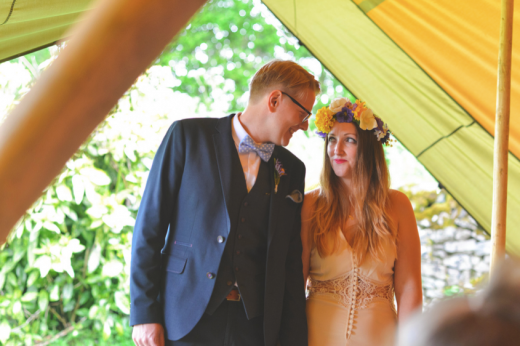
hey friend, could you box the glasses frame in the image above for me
[281,91,313,123]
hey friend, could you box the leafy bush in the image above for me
[0,75,177,344]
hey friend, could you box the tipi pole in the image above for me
[490,0,515,275]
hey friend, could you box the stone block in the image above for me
[444,254,472,270]
[455,229,473,241]
[444,239,477,253]
[432,250,447,259]
[422,263,446,280]
[424,288,444,299]
[474,240,491,256]
[474,261,489,273]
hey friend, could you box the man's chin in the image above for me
[280,133,293,147]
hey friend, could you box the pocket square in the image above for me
[286,190,303,204]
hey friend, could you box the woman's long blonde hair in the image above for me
[310,122,396,263]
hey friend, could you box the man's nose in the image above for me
[298,120,309,131]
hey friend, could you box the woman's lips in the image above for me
[334,159,347,164]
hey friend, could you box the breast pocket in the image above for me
[163,254,187,274]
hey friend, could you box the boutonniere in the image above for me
[274,158,287,194]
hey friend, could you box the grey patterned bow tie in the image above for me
[238,135,275,162]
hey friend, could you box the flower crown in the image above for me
[314,97,393,146]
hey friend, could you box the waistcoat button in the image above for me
[206,272,215,279]
[237,234,242,240]
[236,250,241,255]
[235,267,239,272]
[244,202,248,207]
[217,235,225,243]
[241,218,245,223]
[227,281,233,286]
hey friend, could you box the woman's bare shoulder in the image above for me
[305,187,320,200]
[389,189,411,206]
[388,189,417,235]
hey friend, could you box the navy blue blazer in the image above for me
[130,115,308,346]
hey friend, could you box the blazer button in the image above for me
[237,234,242,240]
[236,250,241,255]
[244,202,248,207]
[241,218,245,223]
[206,272,215,279]
[217,235,225,243]
[227,281,233,286]
[235,267,239,272]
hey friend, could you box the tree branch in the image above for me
[49,306,68,327]
[34,317,87,346]
[70,246,91,323]
[12,309,41,333]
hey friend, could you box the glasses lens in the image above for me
[302,113,312,123]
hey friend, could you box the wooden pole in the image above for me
[490,0,514,276]
[0,0,207,244]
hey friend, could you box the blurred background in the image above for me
[0,0,490,344]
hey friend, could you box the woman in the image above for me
[301,97,422,345]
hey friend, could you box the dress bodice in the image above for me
[308,230,397,341]
[309,231,396,284]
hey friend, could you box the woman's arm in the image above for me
[391,190,423,322]
[301,189,318,291]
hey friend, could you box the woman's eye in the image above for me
[346,137,357,143]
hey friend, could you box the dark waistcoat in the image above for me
[205,158,272,320]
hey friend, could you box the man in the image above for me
[130,60,320,346]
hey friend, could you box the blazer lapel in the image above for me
[213,114,247,233]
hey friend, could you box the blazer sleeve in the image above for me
[279,163,308,346]
[130,121,186,326]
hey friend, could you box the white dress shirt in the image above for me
[232,113,261,192]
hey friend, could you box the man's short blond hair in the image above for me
[249,60,321,103]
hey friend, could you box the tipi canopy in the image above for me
[1,0,519,255]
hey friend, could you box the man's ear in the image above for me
[267,90,282,113]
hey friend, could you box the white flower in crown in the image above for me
[359,108,378,130]
[374,123,389,140]
[329,97,351,113]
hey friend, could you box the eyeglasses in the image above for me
[281,91,312,123]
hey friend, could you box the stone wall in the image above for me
[419,208,490,306]
[401,188,491,307]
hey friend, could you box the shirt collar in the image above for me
[232,113,249,146]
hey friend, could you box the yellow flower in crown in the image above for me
[353,100,367,120]
[314,107,336,134]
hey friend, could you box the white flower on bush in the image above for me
[329,97,351,113]
[102,260,124,277]
[102,204,136,233]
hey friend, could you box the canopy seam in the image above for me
[1,0,17,26]
[416,122,475,158]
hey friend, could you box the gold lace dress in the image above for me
[307,231,397,346]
